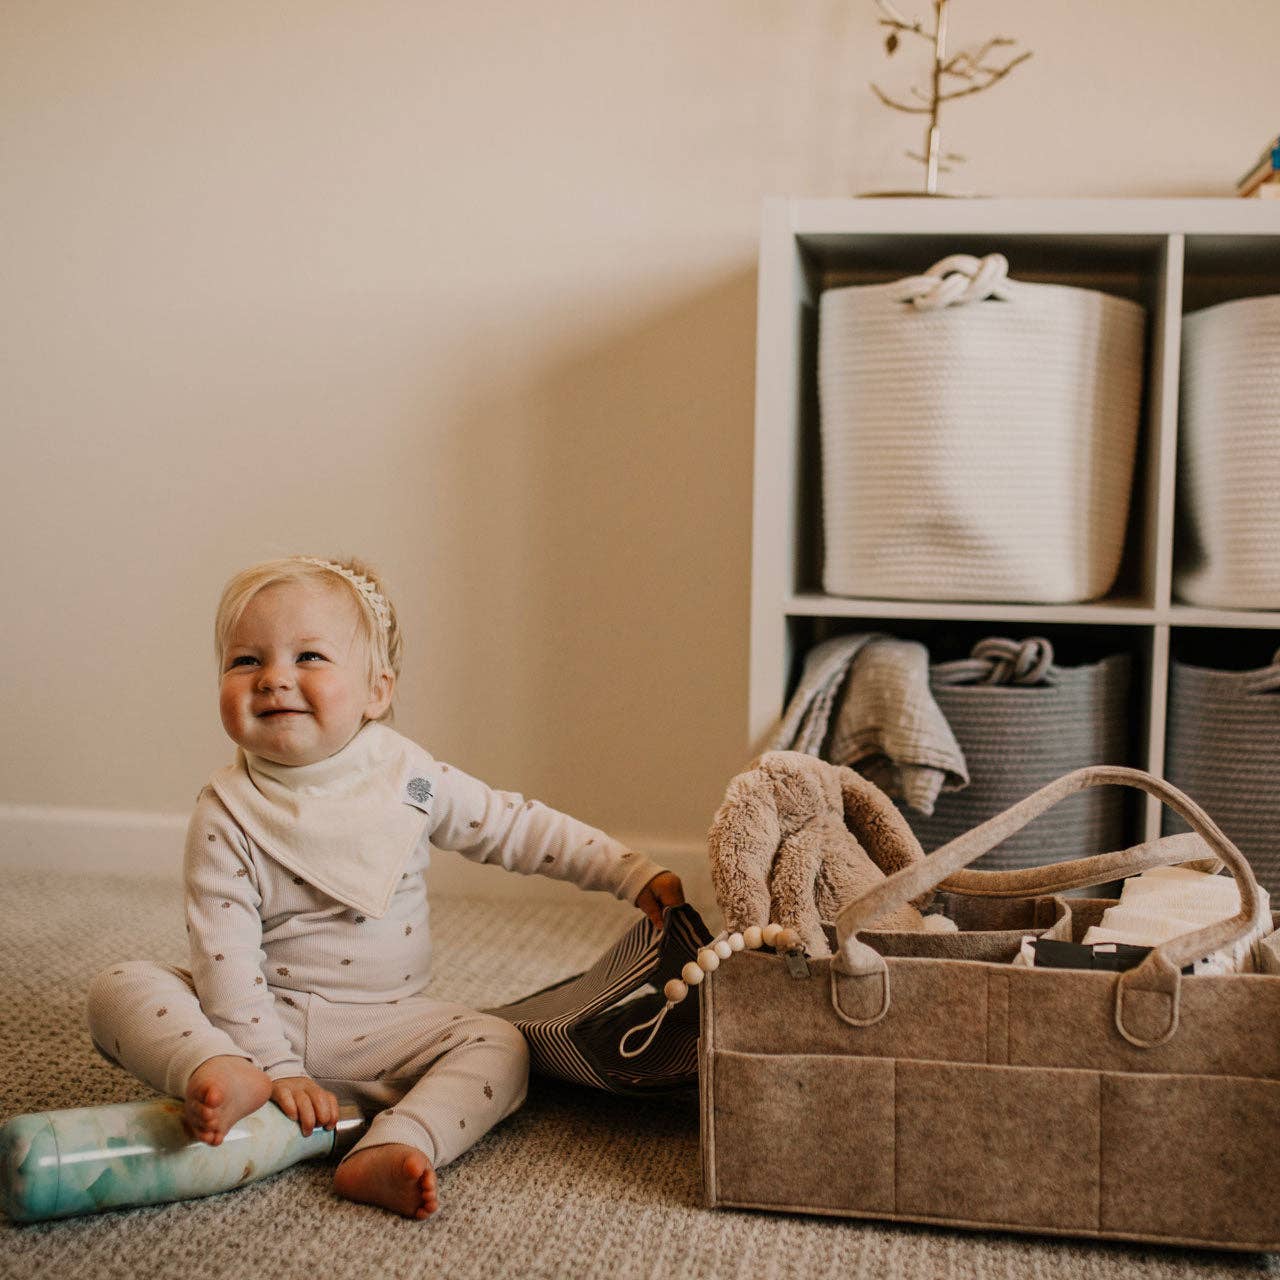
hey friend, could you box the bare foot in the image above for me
[183,1055,272,1146]
[333,1143,439,1220]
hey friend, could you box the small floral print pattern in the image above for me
[281,997,296,1008]
[182,1030,193,1038]
[207,834,216,842]
[468,820,481,829]
[235,869,248,878]
[254,976,264,985]
[354,915,366,924]
[353,1034,367,1042]
[251,1017,260,1024]
[292,876,304,885]
[404,925,413,936]
[458,1119,466,1129]
[543,855,554,864]
[156,1008,168,1018]
[276,967,290,977]
[483,1083,494,1100]
[214,953,225,961]
[341,958,353,966]
[222,901,232,908]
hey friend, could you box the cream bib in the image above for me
[209,721,434,918]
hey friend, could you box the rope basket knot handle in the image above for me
[893,253,1013,311]
[937,636,1056,688]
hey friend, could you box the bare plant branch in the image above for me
[874,0,936,44]
[872,82,933,114]
[938,49,1032,102]
[907,149,957,173]
[942,37,1016,76]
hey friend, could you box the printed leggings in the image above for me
[86,961,529,1169]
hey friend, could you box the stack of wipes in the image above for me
[1081,864,1271,975]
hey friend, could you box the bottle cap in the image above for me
[331,1104,367,1157]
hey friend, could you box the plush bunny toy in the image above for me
[707,750,954,956]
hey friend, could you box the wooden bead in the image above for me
[774,928,796,952]
[696,948,720,972]
[761,923,783,948]
[664,978,689,1003]
[713,939,733,960]
[743,926,764,949]
[727,932,745,952]
[681,961,705,986]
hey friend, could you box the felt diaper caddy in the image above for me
[699,766,1280,1251]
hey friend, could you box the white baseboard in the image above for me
[0,804,715,916]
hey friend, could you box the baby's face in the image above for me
[219,581,392,766]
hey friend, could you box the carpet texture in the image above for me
[1,868,1275,1280]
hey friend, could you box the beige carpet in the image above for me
[0,868,1274,1280]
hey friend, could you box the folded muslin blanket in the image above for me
[772,634,968,815]
[1082,864,1273,975]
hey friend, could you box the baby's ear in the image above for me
[365,669,396,720]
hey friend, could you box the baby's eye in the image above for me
[298,651,327,663]
[226,655,259,669]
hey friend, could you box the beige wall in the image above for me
[3,0,1278,844]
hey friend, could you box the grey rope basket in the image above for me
[904,637,1133,868]
[1162,650,1280,895]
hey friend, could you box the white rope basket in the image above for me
[1175,295,1280,608]
[818,254,1146,603]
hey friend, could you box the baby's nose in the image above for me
[257,665,294,691]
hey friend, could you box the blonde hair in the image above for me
[214,556,402,719]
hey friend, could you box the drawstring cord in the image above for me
[616,924,798,1059]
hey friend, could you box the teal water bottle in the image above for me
[0,1097,365,1222]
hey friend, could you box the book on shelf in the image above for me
[1237,136,1280,195]
[1244,178,1280,200]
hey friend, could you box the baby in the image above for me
[86,555,684,1220]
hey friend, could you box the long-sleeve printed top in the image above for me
[184,757,664,1079]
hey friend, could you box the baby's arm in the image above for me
[426,763,669,906]
[183,792,305,1081]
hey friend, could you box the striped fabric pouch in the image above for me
[487,904,712,1095]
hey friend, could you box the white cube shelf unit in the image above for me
[750,197,1280,842]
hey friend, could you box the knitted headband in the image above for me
[294,557,393,632]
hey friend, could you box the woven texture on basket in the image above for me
[903,638,1132,867]
[1175,295,1280,607]
[818,254,1145,603]
[1162,655,1280,894]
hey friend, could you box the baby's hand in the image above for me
[271,1075,340,1137]
[635,870,686,930]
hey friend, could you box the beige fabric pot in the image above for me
[700,767,1280,1251]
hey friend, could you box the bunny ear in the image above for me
[838,766,933,910]
[707,767,781,934]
